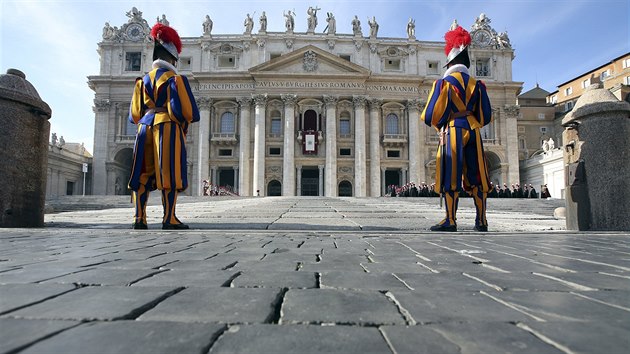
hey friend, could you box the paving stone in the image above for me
[0,318,80,353]
[391,289,532,323]
[0,283,76,314]
[8,286,179,321]
[394,273,489,292]
[516,321,630,354]
[138,287,281,323]
[131,269,237,287]
[488,291,629,322]
[233,270,317,289]
[208,324,391,354]
[0,266,95,284]
[282,289,406,325]
[19,320,225,354]
[320,271,411,290]
[459,271,584,291]
[41,268,164,286]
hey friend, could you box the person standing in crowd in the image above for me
[421,23,492,232]
[128,22,200,230]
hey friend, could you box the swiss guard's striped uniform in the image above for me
[421,65,492,231]
[128,60,199,228]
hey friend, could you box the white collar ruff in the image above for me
[152,59,178,74]
[443,64,469,78]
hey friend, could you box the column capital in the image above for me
[352,95,368,108]
[323,95,339,107]
[318,164,325,170]
[252,94,268,106]
[93,98,111,112]
[196,97,213,109]
[236,96,252,108]
[368,98,382,110]
[406,98,425,111]
[281,93,298,106]
[503,104,520,118]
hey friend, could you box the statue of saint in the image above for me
[325,12,336,35]
[406,18,415,39]
[351,15,362,36]
[368,16,379,38]
[126,7,142,22]
[158,14,169,26]
[203,15,213,35]
[259,11,267,32]
[102,22,115,40]
[51,133,57,146]
[244,13,254,34]
[284,10,295,32]
[306,6,321,32]
[496,31,511,49]
[548,137,555,150]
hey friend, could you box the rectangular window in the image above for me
[125,115,136,135]
[339,148,352,156]
[625,76,630,85]
[475,59,490,77]
[387,150,400,158]
[384,59,401,71]
[270,53,281,60]
[271,118,282,135]
[66,181,74,196]
[339,119,351,135]
[179,57,192,71]
[600,69,610,81]
[339,54,351,61]
[564,87,573,96]
[565,101,574,111]
[623,58,630,68]
[269,147,281,155]
[218,149,232,156]
[540,127,548,134]
[550,95,557,104]
[125,52,141,71]
[218,56,236,68]
[538,113,545,120]
[427,61,440,75]
[581,78,590,88]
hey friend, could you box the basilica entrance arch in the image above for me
[485,151,502,185]
[338,180,352,196]
[300,167,319,196]
[113,148,133,195]
[267,180,281,196]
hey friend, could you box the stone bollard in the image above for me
[0,69,52,227]
[562,84,630,231]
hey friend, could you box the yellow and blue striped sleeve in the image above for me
[475,80,492,127]
[128,78,145,124]
[421,79,451,130]
[168,75,200,124]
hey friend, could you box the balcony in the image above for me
[211,133,238,145]
[381,134,407,147]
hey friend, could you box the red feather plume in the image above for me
[150,23,182,54]
[444,26,471,56]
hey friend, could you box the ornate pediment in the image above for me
[249,45,370,76]
[469,13,512,49]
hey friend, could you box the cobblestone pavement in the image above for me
[1,197,629,353]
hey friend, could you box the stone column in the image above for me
[281,94,297,196]
[92,98,111,195]
[211,167,217,186]
[407,99,425,185]
[323,95,338,196]
[353,95,368,197]
[368,98,382,196]
[237,97,252,196]
[195,97,212,196]
[296,165,302,196]
[402,167,408,185]
[504,105,521,185]
[252,94,268,196]
[318,165,324,196]
[233,166,239,192]
[562,84,630,231]
[380,167,386,195]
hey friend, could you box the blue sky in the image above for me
[1,0,628,153]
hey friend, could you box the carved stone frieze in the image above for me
[352,95,367,108]
[281,94,298,106]
[323,95,338,107]
[303,50,318,72]
[252,94,268,106]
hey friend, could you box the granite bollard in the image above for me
[0,69,52,227]
[562,83,630,231]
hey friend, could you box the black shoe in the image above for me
[162,223,190,230]
[474,225,488,232]
[430,223,457,232]
[132,222,148,230]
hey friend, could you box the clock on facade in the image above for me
[473,29,492,46]
[126,23,144,41]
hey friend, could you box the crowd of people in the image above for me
[202,180,238,196]
[387,182,552,199]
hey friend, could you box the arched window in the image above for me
[338,180,353,196]
[220,112,235,133]
[386,113,399,134]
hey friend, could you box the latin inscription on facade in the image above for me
[196,81,420,93]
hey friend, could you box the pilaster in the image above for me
[353,95,367,197]
[323,95,338,196]
[237,97,252,196]
[252,94,268,196]
[194,97,212,196]
[281,94,297,196]
[368,98,382,196]
[92,98,111,195]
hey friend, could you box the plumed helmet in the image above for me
[444,24,471,67]
[150,23,182,60]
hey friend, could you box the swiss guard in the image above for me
[421,22,493,232]
[128,22,200,229]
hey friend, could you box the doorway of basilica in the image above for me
[300,167,319,196]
